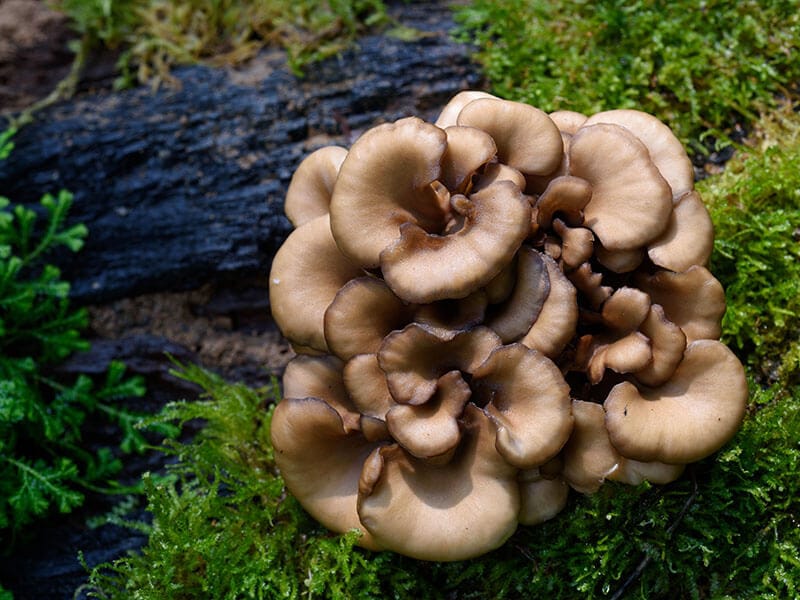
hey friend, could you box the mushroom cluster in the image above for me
[268,91,748,561]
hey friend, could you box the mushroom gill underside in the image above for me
[267,92,748,561]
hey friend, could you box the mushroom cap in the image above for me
[607,459,685,486]
[342,353,397,420]
[567,262,613,310]
[472,344,573,469]
[270,397,381,549]
[329,117,447,268]
[269,214,363,352]
[634,304,686,387]
[585,331,653,385]
[569,123,672,250]
[284,146,348,227]
[635,265,726,343]
[549,110,588,135]
[357,404,520,561]
[457,98,563,176]
[604,339,748,463]
[647,190,714,272]
[472,162,527,193]
[583,109,694,200]
[486,246,550,343]
[601,287,651,333]
[378,323,502,405]
[519,253,579,358]
[594,244,645,273]
[440,126,497,193]
[518,472,569,525]
[324,276,413,361]
[562,400,620,494]
[535,175,592,229]
[553,220,595,269]
[413,289,488,333]
[380,180,531,303]
[435,90,498,129]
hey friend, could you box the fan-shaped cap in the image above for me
[435,90,498,128]
[549,110,588,135]
[647,190,714,272]
[518,468,569,525]
[440,126,497,193]
[604,340,748,463]
[284,146,348,227]
[357,404,520,561]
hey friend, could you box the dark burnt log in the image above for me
[0,1,481,305]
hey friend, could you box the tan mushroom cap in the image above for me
[487,246,550,343]
[472,344,573,469]
[284,146,348,227]
[385,370,471,460]
[440,126,497,193]
[283,354,360,432]
[602,287,651,333]
[414,289,488,334]
[380,180,531,303]
[634,304,686,387]
[570,123,672,250]
[583,109,694,201]
[520,253,579,358]
[269,214,363,352]
[536,175,592,229]
[562,400,620,494]
[329,117,447,268]
[435,90,498,129]
[635,266,726,343]
[518,470,569,525]
[607,459,685,486]
[457,98,563,176]
[271,397,381,549]
[357,404,520,561]
[343,353,397,420]
[553,220,594,269]
[647,190,714,272]
[594,244,645,273]
[378,323,502,405]
[324,276,413,361]
[549,110,588,135]
[585,331,653,385]
[604,340,748,464]
[472,162,527,193]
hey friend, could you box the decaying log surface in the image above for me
[0,1,481,305]
[0,3,482,599]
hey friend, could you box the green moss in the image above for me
[454,0,800,149]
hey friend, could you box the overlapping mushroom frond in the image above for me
[268,92,747,561]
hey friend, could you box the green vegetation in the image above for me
[83,107,800,598]
[454,0,800,149]
[0,135,147,551]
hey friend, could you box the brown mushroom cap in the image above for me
[519,253,579,358]
[385,370,470,460]
[378,323,502,405]
[414,289,488,333]
[602,287,651,333]
[583,109,694,201]
[594,244,645,273]
[440,126,498,193]
[472,344,573,469]
[634,304,686,387]
[549,110,589,135]
[357,404,520,561]
[569,123,672,250]
[343,353,397,420]
[457,98,563,176]
[284,146,348,227]
[553,220,595,269]
[324,276,413,361]
[585,331,653,385]
[535,175,592,229]
[567,262,613,310]
[604,340,748,463]
[635,266,726,343]
[329,117,447,268]
[647,190,714,272]
[380,180,531,303]
[562,400,620,494]
[518,470,569,525]
[271,397,381,549]
[435,90,498,129]
[607,459,685,486]
[269,214,363,352]
[472,162,527,193]
[486,246,550,343]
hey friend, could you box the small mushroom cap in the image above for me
[329,117,447,268]
[562,400,620,494]
[635,265,726,343]
[378,323,502,405]
[457,98,564,176]
[357,404,520,561]
[270,397,380,549]
[385,370,470,460]
[585,331,653,385]
[567,262,613,310]
[343,353,397,420]
[583,109,694,201]
[472,344,573,469]
[602,287,651,333]
[414,289,488,333]
[435,90,498,128]
[518,474,569,525]
[324,276,413,361]
[536,175,593,229]
[553,220,595,269]
[594,244,645,273]
[284,146,348,227]
[380,180,531,303]
[269,214,363,352]
[440,126,497,193]
[519,253,579,358]
[607,459,685,486]
[549,110,589,135]
[634,304,686,387]
[604,340,748,464]
[486,246,550,343]
[472,162,527,193]
[569,123,672,250]
[647,190,714,272]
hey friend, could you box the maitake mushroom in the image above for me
[268,92,747,561]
